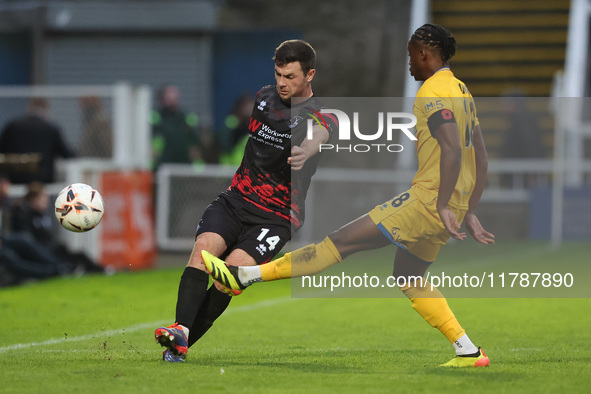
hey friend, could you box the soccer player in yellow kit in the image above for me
[203,24,495,367]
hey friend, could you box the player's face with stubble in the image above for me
[275,62,314,102]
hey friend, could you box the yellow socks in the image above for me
[260,252,292,281]
[401,281,465,343]
[260,237,342,281]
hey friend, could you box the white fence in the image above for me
[0,82,151,169]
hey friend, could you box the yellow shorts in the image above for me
[368,185,467,262]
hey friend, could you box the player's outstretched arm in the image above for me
[466,125,495,245]
[288,124,329,170]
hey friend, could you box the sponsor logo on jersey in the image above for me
[425,100,445,114]
[289,115,304,129]
[248,118,262,132]
[257,100,267,111]
[390,227,405,245]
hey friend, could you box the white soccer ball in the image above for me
[54,183,104,232]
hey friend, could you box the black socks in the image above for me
[175,267,210,327]
[188,286,232,347]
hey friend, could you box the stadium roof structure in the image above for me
[0,0,219,32]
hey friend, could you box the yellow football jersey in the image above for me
[412,68,479,210]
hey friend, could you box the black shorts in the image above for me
[195,191,291,265]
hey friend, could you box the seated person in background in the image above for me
[0,174,12,230]
[10,182,105,274]
[0,233,70,286]
[0,176,71,285]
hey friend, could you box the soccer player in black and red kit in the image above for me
[155,39,336,362]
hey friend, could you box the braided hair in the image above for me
[411,24,456,63]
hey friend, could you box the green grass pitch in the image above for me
[1,241,590,393]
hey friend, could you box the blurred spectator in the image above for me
[0,174,15,286]
[199,125,222,164]
[78,96,113,158]
[0,98,75,184]
[9,182,55,245]
[0,176,71,286]
[0,174,11,231]
[219,93,255,166]
[0,233,71,286]
[10,182,105,274]
[151,85,202,169]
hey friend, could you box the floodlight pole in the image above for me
[398,0,430,179]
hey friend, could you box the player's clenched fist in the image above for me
[288,146,307,170]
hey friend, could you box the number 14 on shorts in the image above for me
[257,228,281,252]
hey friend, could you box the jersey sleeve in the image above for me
[318,112,338,139]
[416,80,458,137]
[300,103,338,141]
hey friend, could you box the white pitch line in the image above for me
[0,296,295,354]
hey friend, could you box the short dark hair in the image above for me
[274,39,316,76]
[411,24,456,63]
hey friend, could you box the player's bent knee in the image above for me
[186,259,208,271]
[194,232,226,251]
[186,233,227,270]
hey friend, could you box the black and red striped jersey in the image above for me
[229,85,335,229]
